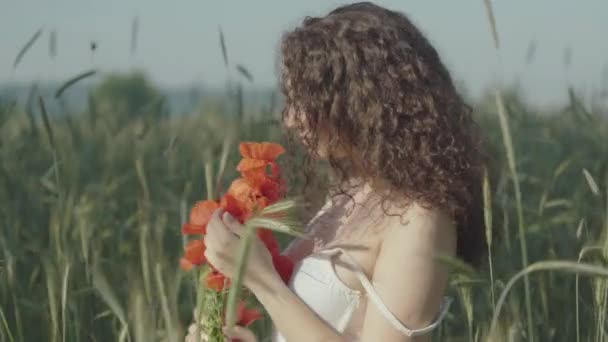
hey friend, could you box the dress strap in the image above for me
[322,247,452,337]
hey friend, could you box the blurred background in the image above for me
[1,1,607,341]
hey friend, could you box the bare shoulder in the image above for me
[361,202,457,337]
[381,202,457,260]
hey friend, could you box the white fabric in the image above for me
[272,247,452,341]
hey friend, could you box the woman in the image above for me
[189,2,485,341]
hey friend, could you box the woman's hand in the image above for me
[223,326,257,342]
[204,208,281,291]
[185,309,209,342]
[184,309,257,342]
[185,324,256,342]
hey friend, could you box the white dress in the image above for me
[272,247,452,341]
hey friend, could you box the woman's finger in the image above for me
[206,208,225,235]
[223,326,257,342]
[207,209,233,246]
[222,212,246,237]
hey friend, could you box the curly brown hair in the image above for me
[279,2,486,266]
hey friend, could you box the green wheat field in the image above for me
[2,5,608,342]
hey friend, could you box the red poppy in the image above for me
[239,142,285,161]
[236,301,262,326]
[272,254,295,284]
[257,229,280,257]
[182,200,219,235]
[220,193,248,223]
[259,177,284,204]
[225,178,270,218]
[237,142,285,183]
[180,239,206,271]
[206,270,231,292]
[180,141,292,301]
[239,165,281,186]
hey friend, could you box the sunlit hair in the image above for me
[280,2,486,266]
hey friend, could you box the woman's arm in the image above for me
[250,206,455,342]
[357,206,456,342]
[249,269,343,342]
[205,207,455,342]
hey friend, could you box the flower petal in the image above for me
[206,271,230,291]
[190,200,220,226]
[220,194,248,223]
[239,142,285,161]
[182,223,206,235]
[183,239,206,268]
[180,258,194,271]
[259,179,282,204]
[227,178,258,200]
[272,254,295,284]
[237,302,262,327]
[258,229,280,256]
[236,158,267,172]
[225,178,269,217]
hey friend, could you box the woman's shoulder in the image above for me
[381,202,457,257]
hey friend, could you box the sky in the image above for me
[1,0,607,105]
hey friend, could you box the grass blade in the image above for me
[224,225,254,331]
[483,168,496,309]
[43,259,59,342]
[92,268,127,326]
[490,261,608,337]
[61,263,71,342]
[483,168,493,248]
[482,0,499,49]
[55,69,97,98]
[575,246,603,342]
[260,198,299,216]
[583,168,600,196]
[215,134,233,195]
[0,305,15,342]
[236,64,254,82]
[218,26,229,67]
[435,254,478,277]
[49,29,57,59]
[495,90,533,341]
[38,97,56,150]
[155,263,177,342]
[135,158,150,202]
[246,217,307,239]
[524,40,537,64]
[576,218,586,239]
[13,28,43,69]
[205,150,215,201]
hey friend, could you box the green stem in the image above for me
[489,261,608,336]
[0,304,15,342]
[204,156,214,201]
[488,250,496,310]
[576,246,604,342]
[194,270,206,342]
[495,91,534,341]
[225,225,254,330]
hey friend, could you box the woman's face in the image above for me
[282,73,343,159]
[283,105,332,159]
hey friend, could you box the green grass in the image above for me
[0,73,607,342]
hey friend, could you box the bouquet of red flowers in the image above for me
[180,142,302,341]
